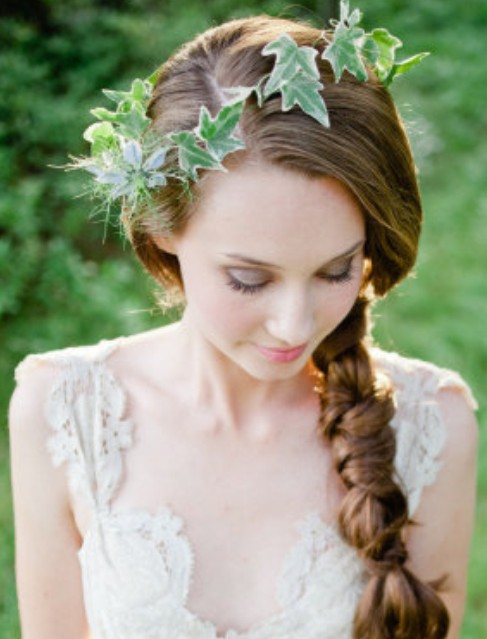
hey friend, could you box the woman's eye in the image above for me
[318,259,354,284]
[226,269,269,295]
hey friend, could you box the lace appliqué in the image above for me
[45,357,132,509]
[374,349,476,516]
[78,506,365,639]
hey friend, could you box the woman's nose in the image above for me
[264,286,315,346]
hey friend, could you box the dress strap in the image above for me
[15,339,133,511]
[372,348,477,517]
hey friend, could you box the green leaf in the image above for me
[94,104,151,139]
[197,104,239,141]
[83,121,116,154]
[83,121,115,143]
[280,74,329,127]
[91,107,119,123]
[206,135,245,161]
[146,69,160,88]
[102,89,129,105]
[260,34,328,126]
[383,52,430,86]
[338,0,362,29]
[364,28,402,82]
[262,33,319,98]
[361,37,380,66]
[322,21,367,82]
[131,78,146,102]
[102,78,152,111]
[196,103,246,160]
[102,78,152,108]
[168,131,222,181]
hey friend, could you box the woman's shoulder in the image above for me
[9,329,170,502]
[14,334,126,384]
[370,346,477,411]
[11,324,183,442]
[14,324,178,383]
[371,347,478,516]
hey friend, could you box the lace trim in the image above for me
[278,513,338,607]
[42,353,133,509]
[373,348,477,516]
[79,506,363,639]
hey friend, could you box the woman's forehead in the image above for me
[180,159,365,264]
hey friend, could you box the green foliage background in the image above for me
[1,0,485,635]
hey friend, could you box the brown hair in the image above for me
[128,16,448,639]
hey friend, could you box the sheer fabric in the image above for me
[15,339,476,639]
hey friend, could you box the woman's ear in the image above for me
[152,234,178,255]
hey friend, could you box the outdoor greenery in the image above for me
[1,0,485,636]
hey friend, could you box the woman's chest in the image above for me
[111,400,343,534]
[76,402,345,634]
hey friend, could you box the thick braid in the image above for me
[313,296,449,639]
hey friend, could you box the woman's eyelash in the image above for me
[321,268,353,283]
[318,260,354,284]
[227,259,355,295]
[226,276,267,295]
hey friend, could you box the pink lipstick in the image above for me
[255,343,307,363]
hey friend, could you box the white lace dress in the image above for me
[15,339,477,639]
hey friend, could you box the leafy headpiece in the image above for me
[68,1,428,226]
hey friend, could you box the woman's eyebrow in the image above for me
[222,239,365,270]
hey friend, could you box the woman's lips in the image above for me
[254,343,307,363]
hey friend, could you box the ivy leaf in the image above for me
[102,78,151,109]
[91,103,151,139]
[261,34,329,126]
[322,20,367,82]
[195,104,246,161]
[384,52,430,86]
[363,28,402,83]
[146,69,160,88]
[262,33,320,98]
[83,121,116,154]
[197,104,241,142]
[116,104,151,138]
[168,131,222,181]
[338,0,362,29]
[280,74,329,127]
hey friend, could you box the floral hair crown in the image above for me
[68,1,428,227]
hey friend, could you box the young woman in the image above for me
[9,11,478,639]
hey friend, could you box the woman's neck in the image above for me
[174,316,320,437]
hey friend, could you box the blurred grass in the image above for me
[1,0,486,636]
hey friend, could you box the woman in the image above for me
[9,10,478,639]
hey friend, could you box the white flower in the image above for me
[143,147,167,171]
[122,139,143,168]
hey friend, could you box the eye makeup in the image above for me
[223,244,364,296]
[316,256,355,284]
[226,268,269,295]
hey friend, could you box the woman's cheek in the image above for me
[186,279,263,338]
[318,282,362,331]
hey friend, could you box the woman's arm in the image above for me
[9,366,91,639]
[406,387,479,639]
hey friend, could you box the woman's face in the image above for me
[164,159,366,381]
